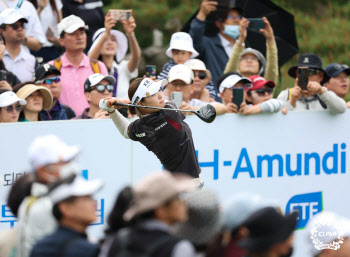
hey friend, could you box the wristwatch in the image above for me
[22,37,27,45]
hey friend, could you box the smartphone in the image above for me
[171,92,183,108]
[145,65,156,78]
[46,26,55,38]
[247,18,265,30]
[298,67,309,90]
[232,88,244,110]
[109,9,132,21]
[0,70,7,82]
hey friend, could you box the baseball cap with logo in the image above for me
[247,75,275,92]
[166,32,199,58]
[28,135,80,170]
[168,64,194,84]
[324,63,350,78]
[131,78,168,105]
[0,8,28,26]
[288,53,325,78]
[123,171,196,221]
[57,15,88,36]
[84,73,116,92]
[34,64,61,82]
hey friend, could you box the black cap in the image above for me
[34,64,61,82]
[288,53,325,78]
[324,63,350,78]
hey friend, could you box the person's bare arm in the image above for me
[122,17,141,73]
[23,37,42,51]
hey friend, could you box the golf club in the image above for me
[112,102,216,123]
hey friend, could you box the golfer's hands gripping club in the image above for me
[99,97,130,113]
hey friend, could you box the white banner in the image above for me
[1,110,350,257]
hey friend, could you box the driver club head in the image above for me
[194,104,216,123]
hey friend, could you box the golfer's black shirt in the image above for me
[128,102,200,178]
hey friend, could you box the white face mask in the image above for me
[59,161,81,179]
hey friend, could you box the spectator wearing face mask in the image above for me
[189,0,245,101]
[16,135,81,257]
[239,75,284,115]
[323,63,350,108]
[224,17,278,84]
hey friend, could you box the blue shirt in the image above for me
[30,225,99,257]
[40,101,76,120]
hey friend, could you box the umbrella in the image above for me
[181,0,299,67]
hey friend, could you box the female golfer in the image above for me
[100,77,201,179]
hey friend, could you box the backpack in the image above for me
[53,57,101,74]
[106,228,176,257]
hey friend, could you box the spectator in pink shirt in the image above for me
[49,15,107,116]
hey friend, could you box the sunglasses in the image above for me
[227,15,243,20]
[193,71,207,80]
[255,87,273,96]
[10,23,25,30]
[36,76,61,85]
[3,105,22,113]
[91,84,114,93]
[297,68,321,76]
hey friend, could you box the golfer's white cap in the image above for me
[131,78,168,105]
[168,64,194,84]
[57,15,88,35]
[219,74,252,93]
[50,176,103,204]
[28,135,80,170]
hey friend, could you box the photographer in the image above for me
[277,53,346,114]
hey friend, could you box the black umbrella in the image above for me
[181,0,299,67]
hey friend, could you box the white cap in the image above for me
[306,211,350,257]
[168,64,194,84]
[0,8,28,25]
[185,59,212,80]
[84,73,116,92]
[131,78,168,105]
[50,176,103,204]
[57,15,88,36]
[28,135,81,170]
[219,74,252,93]
[0,91,26,107]
[89,28,128,63]
[165,32,199,58]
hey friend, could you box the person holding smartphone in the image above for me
[88,12,141,100]
[277,53,346,114]
[224,16,279,84]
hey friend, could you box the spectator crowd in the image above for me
[0,1,350,257]
[0,0,349,123]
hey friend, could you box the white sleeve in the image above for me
[318,89,347,114]
[259,99,285,113]
[109,111,130,139]
[23,3,47,45]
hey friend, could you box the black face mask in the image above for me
[279,247,293,257]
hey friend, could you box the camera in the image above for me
[0,70,7,82]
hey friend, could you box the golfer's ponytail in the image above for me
[128,78,144,115]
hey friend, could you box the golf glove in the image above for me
[99,98,115,113]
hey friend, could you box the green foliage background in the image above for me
[105,0,350,100]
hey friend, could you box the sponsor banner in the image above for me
[0,111,350,257]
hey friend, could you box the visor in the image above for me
[131,78,168,105]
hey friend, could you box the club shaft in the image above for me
[113,102,195,114]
